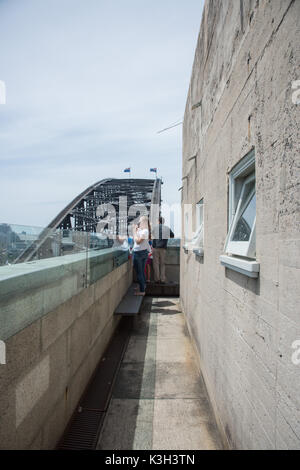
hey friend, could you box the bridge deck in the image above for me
[97,297,223,450]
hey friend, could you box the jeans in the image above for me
[133,249,148,293]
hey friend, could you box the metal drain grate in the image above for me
[56,317,132,450]
[58,409,104,450]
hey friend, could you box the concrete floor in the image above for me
[97,297,223,450]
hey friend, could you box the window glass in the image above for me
[232,193,256,241]
[196,199,204,229]
[225,150,256,258]
[242,179,255,203]
[189,199,204,250]
[184,213,189,241]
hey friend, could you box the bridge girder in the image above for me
[16,178,162,263]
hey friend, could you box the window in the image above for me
[192,199,204,248]
[183,199,204,256]
[225,150,256,259]
[196,199,204,234]
[191,198,204,257]
[183,200,204,255]
[183,211,190,252]
[184,212,189,243]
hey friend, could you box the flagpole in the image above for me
[150,168,158,179]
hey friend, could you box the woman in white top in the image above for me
[132,215,150,296]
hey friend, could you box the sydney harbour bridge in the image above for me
[16,178,162,263]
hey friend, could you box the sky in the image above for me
[0,0,204,232]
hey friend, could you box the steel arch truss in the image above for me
[16,178,162,263]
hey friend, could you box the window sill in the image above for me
[220,255,260,278]
[193,248,204,258]
[183,245,204,257]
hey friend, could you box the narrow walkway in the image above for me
[97,297,223,450]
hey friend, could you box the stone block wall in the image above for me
[165,246,180,283]
[0,250,132,449]
[181,0,300,449]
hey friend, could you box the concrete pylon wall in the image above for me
[181,0,300,449]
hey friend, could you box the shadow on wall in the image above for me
[225,268,260,295]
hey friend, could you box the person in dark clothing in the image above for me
[152,217,174,283]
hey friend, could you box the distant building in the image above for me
[181,0,300,449]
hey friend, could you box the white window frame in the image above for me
[196,199,204,234]
[226,173,256,257]
[192,198,204,248]
[184,212,189,243]
[183,211,190,252]
[183,202,204,254]
[225,149,256,259]
[191,198,204,257]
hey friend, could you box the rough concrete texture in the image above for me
[97,297,223,450]
[0,257,132,449]
[181,0,300,449]
[165,246,180,283]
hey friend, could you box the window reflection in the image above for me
[232,193,256,242]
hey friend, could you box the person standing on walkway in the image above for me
[152,216,174,284]
[132,215,151,296]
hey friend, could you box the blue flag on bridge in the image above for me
[124,168,131,173]
[150,168,157,173]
